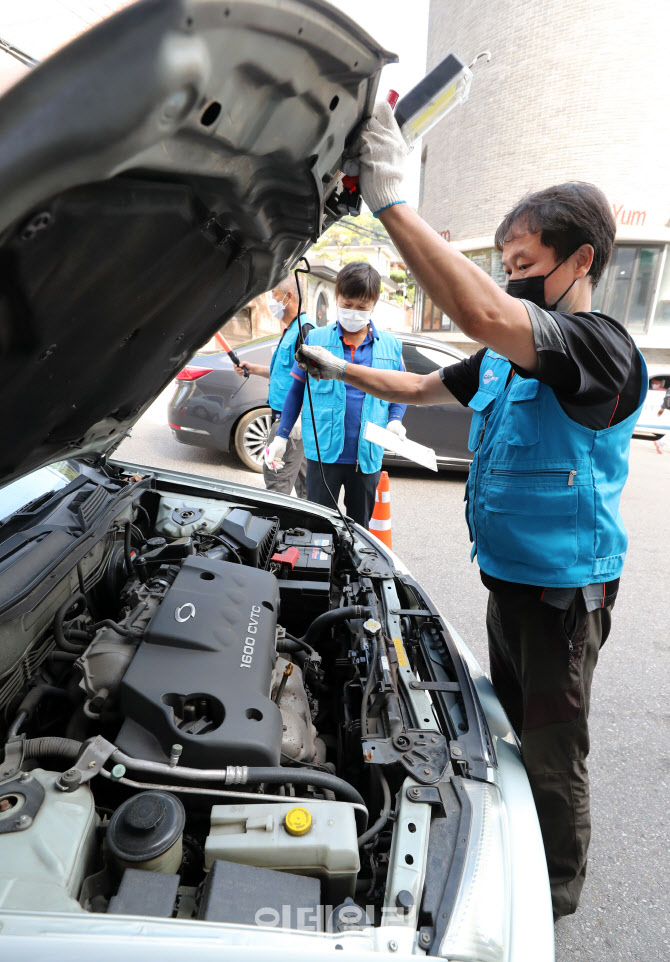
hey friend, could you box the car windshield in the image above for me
[0,460,79,524]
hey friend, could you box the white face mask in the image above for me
[268,292,289,318]
[338,307,372,332]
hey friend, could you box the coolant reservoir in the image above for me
[154,495,232,539]
[204,801,360,904]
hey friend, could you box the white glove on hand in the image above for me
[295,344,346,381]
[386,420,407,440]
[264,436,287,471]
[356,101,407,214]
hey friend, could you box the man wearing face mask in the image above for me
[234,276,313,497]
[295,105,647,922]
[268,261,406,527]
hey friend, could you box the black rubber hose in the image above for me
[245,767,367,832]
[16,685,71,720]
[48,652,79,663]
[7,685,72,737]
[6,712,27,739]
[245,766,364,807]
[90,618,134,638]
[357,768,392,847]
[277,636,315,655]
[54,592,89,653]
[22,736,83,760]
[301,605,371,650]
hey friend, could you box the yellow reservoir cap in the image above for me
[284,806,312,836]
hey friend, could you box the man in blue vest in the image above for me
[234,276,313,497]
[296,104,647,921]
[267,261,406,527]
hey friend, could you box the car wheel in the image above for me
[234,407,272,472]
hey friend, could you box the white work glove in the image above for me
[264,436,287,471]
[386,420,407,440]
[355,101,407,215]
[295,344,346,381]
[288,419,302,442]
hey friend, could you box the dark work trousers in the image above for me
[486,588,612,918]
[305,459,380,528]
[262,420,307,499]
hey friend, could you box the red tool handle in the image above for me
[214,331,243,369]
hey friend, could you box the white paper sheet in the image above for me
[363,421,438,472]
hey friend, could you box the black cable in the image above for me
[292,258,356,540]
[279,752,331,772]
[358,767,392,847]
[134,504,152,531]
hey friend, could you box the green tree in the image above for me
[310,211,414,305]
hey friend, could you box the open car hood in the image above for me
[0,0,395,487]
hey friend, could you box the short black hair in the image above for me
[336,261,381,302]
[494,182,615,287]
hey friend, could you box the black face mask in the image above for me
[506,252,578,310]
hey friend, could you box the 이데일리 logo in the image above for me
[175,602,196,623]
[482,369,498,386]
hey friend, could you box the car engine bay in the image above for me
[0,463,489,941]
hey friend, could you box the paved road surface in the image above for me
[117,388,670,961]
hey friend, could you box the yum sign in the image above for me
[613,204,646,227]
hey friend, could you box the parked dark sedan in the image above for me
[168,330,474,471]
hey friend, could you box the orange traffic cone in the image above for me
[369,471,392,549]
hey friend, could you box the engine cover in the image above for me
[116,556,282,767]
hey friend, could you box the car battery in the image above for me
[274,528,333,581]
[271,529,333,629]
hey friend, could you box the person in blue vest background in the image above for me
[265,261,406,527]
[295,104,647,922]
[234,275,313,497]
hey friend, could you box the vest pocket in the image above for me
[484,473,579,569]
[505,378,539,446]
[309,411,333,450]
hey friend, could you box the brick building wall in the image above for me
[420,0,669,242]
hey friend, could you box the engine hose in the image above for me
[8,682,72,737]
[15,738,369,833]
[14,684,71,721]
[54,592,89,653]
[301,605,372,650]
[100,769,369,833]
[277,636,314,656]
[357,768,392,848]
[109,749,366,820]
[6,712,27,740]
[21,736,83,760]
[90,618,135,638]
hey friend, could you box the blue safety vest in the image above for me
[268,313,311,412]
[301,323,403,474]
[465,349,648,587]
